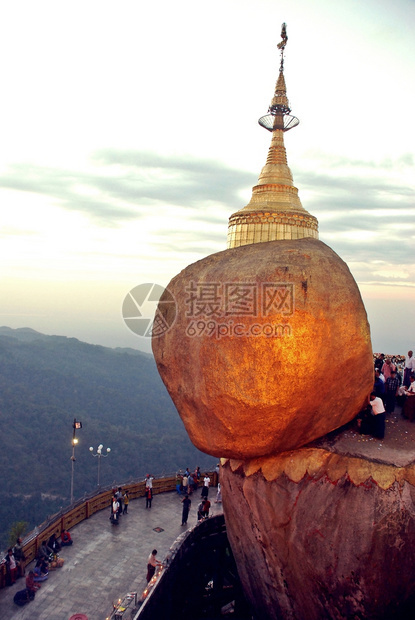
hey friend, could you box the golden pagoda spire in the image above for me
[227,24,319,249]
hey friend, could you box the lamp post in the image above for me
[70,418,82,504]
[89,444,111,487]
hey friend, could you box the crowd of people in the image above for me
[177,465,221,527]
[144,466,219,584]
[7,470,221,605]
[110,475,159,526]
[9,529,73,607]
[358,350,415,439]
[110,486,131,524]
[110,467,221,533]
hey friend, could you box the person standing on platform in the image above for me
[146,549,161,582]
[189,470,197,494]
[123,490,129,514]
[381,358,396,382]
[404,351,415,388]
[5,548,18,585]
[116,487,123,517]
[374,354,384,372]
[145,474,154,489]
[13,537,26,577]
[181,494,191,525]
[215,483,222,503]
[145,486,153,509]
[176,471,183,495]
[385,370,400,413]
[111,495,119,524]
[374,370,385,402]
[201,474,210,499]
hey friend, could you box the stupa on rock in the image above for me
[227,24,318,248]
[151,25,415,619]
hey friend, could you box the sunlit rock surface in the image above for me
[152,237,373,459]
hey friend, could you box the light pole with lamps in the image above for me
[70,418,82,504]
[89,444,111,487]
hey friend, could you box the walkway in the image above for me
[313,404,415,466]
[0,490,223,620]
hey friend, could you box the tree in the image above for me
[8,521,28,548]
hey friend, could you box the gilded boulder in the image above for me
[152,237,373,459]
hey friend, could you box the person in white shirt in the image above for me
[201,475,210,499]
[145,474,154,489]
[405,375,415,396]
[404,351,415,388]
[111,497,119,524]
[369,392,385,439]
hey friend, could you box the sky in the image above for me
[0,0,414,356]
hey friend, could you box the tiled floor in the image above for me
[0,489,223,620]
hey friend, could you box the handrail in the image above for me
[130,514,228,619]
[0,470,218,589]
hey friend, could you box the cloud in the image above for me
[0,149,413,291]
[0,163,139,223]
[0,150,251,226]
[92,149,253,208]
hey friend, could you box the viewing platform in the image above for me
[0,488,224,620]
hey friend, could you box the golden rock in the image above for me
[152,237,373,459]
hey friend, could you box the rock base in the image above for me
[221,450,415,619]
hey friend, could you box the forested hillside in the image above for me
[0,327,216,548]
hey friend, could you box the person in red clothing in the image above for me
[145,486,153,509]
[60,529,73,546]
[202,498,211,518]
[26,570,41,599]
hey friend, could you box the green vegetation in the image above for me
[7,521,28,548]
[0,327,217,549]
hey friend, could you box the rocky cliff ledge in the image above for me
[220,409,415,619]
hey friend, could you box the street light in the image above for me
[70,418,82,504]
[89,444,111,487]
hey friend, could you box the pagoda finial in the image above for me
[277,22,288,52]
[227,25,319,249]
[259,23,299,132]
[276,23,288,77]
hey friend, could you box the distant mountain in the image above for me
[0,327,216,548]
